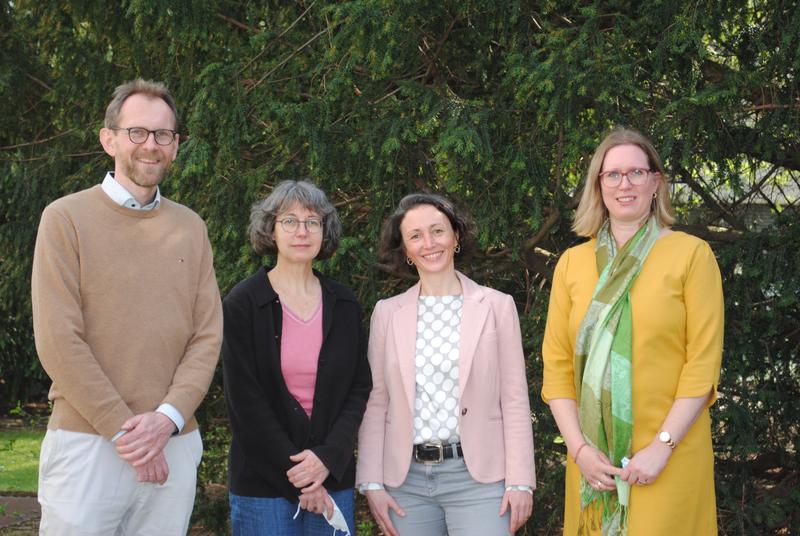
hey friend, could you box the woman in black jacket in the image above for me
[223,180,372,535]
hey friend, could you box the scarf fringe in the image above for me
[579,479,628,536]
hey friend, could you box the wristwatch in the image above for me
[658,431,676,449]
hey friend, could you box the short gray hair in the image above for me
[249,180,342,260]
[104,79,179,130]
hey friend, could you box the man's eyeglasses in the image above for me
[111,127,177,146]
[276,217,323,234]
[599,168,652,187]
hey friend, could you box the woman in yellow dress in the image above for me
[542,128,723,535]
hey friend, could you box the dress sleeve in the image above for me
[355,300,390,485]
[541,249,578,403]
[675,240,724,404]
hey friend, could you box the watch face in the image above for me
[659,431,671,442]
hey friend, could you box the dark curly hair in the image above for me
[379,192,473,274]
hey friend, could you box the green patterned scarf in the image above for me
[573,216,660,536]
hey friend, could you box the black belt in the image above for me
[413,442,463,464]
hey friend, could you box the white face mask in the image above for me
[293,496,351,535]
[322,498,351,535]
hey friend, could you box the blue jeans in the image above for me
[229,489,355,536]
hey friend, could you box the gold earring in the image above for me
[406,257,414,266]
[454,244,461,254]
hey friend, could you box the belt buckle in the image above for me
[416,443,444,465]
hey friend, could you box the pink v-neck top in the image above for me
[280,299,323,416]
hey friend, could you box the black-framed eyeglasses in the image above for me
[111,127,177,146]
[276,217,323,234]
[599,168,652,187]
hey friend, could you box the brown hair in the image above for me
[103,79,179,130]
[573,127,674,237]
[379,192,473,274]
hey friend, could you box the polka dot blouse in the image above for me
[413,294,463,445]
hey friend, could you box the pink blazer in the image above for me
[356,271,536,488]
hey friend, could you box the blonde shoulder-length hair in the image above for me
[572,128,675,237]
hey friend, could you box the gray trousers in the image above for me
[386,457,510,536]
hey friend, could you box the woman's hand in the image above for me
[365,489,405,536]
[575,444,622,492]
[499,489,533,534]
[299,486,334,520]
[287,450,330,492]
[619,439,672,486]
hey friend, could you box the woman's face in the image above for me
[600,144,660,226]
[272,202,323,264]
[400,204,459,279]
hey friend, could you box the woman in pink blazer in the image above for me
[356,193,536,536]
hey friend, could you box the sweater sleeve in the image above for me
[161,223,223,423]
[222,290,300,490]
[541,249,579,403]
[311,302,373,482]
[31,204,134,439]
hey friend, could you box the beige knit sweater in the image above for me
[31,185,223,439]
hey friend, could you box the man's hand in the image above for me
[115,411,175,467]
[287,450,330,492]
[134,451,170,485]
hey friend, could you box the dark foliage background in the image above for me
[1,1,798,534]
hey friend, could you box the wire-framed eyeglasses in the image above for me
[599,168,653,187]
[276,217,323,234]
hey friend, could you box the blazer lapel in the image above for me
[456,272,489,396]
[392,283,420,415]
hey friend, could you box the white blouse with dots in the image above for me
[413,294,463,445]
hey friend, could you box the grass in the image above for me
[0,429,43,493]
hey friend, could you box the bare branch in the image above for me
[247,27,329,92]
[0,129,75,151]
[238,1,317,74]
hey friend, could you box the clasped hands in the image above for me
[575,439,673,491]
[287,450,334,520]
[114,411,176,485]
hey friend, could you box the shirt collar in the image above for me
[101,172,161,211]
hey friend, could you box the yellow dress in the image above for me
[542,232,723,536]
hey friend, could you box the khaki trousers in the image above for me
[38,428,202,536]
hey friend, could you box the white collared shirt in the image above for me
[100,173,184,438]
[101,172,161,211]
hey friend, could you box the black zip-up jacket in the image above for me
[222,267,372,500]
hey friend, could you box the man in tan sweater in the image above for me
[31,79,223,535]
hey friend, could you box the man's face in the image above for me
[99,93,179,193]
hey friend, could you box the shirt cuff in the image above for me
[110,430,127,443]
[505,485,533,495]
[358,482,385,494]
[156,403,184,434]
